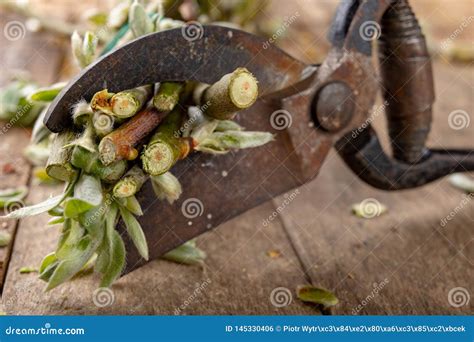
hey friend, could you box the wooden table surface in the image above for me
[0,4,472,315]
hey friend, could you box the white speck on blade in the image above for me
[207,214,212,219]
[188,221,192,226]
[221,171,228,177]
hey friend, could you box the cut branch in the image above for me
[194,67,258,120]
[71,146,127,183]
[153,82,183,112]
[111,85,152,119]
[141,109,193,176]
[113,166,147,198]
[46,130,78,182]
[90,89,114,114]
[98,107,169,165]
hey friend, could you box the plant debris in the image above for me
[448,173,474,194]
[351,199,387,219]
[19,267,38,274]
[0,231,12,247]
[0,0,274,292]
[296,285,339,309]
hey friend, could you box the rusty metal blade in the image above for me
[120,99,321,274]
[44,25,316,132]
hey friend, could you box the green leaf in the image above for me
[46,235,98,290]
[214,120,243,132]
[94,202,118,274]
[56,219,72,252]
[1,176,76,219]
[213,131,274,149]
[48,206,64,217]
[27,82,66,102]
[116,195,143,216]
[191,119,219,144]
[0,186,28,208]
[19,267,37,274]
[151,172,182,204]
[119,206,149,260]
[39,252,58,274]
[55,220,85,260]
[47,216,65,225]
[82,31,98,67]
[129,0,154,38]
[100,231,126,288]
[87,12,108,26]
[296,285,339,308]
[71,30,85,68]
[39,252,59,282]
[77,198,108,240]
[64,174,103,218]
[163,240,206,265]
[0,231,12,247]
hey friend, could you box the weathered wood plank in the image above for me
[4,186,316,314]
[0,11,65,289]
[275,60,474,314]
[1,8,318,315]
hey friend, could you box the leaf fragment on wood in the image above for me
[0,231,12,247]
[296,285,339,309]
[162,240,206,265]
[449,173,474,194]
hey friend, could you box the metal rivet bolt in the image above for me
[313,82,354,131]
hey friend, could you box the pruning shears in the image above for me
[44,0,474,274]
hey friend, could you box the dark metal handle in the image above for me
[378,0,434,163]
[336,128,474,190]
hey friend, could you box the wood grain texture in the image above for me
[1,2,473,315]
[3,185,316,314]
[274,61,474,315]
[0,11,65,289]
